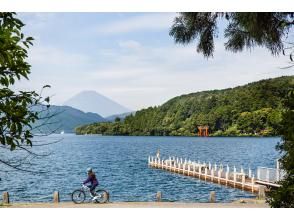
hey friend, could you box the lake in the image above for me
[0,135,280,203]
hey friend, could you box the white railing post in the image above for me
[266,169,270,182]
[209,162,211,170]
[188,165,190,176]
[173,160,176,172]
[251,175,255,192]
[248,167,252,178]
[227,164,229,173]
[218,170,221,184]
[205,167,208,181]
[199,165,202,176]
[233,172,237,187]
[257,168,260,180]
[211,168,214,181]
[181,162,184,173]
[276,160,280,182]
[214,163,217,171]
[226,171,229,185]
[242,174,245,189]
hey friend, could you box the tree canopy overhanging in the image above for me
[170,12,294,59]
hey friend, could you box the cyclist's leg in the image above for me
[90,183,98,196]
[89,185,96,196]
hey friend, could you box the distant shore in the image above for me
[75,133,280,138]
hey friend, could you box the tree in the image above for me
[114,117,121,122]
[267,91,294,207]
[0,13,51,173]
[170,13,294,58]
[170,12,294,207]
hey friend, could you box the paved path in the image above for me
[3,200,269,208]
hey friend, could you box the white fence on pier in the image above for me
[257,167,285,183]
[148,155,283,191]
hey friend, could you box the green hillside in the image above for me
[32,105,105,133]
[75,76,294,136]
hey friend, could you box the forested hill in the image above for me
[75,76,294,136]
[32,105,105,133]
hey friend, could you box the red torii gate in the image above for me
[197,126,209,137]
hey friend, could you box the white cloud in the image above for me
[28,46,90,66]
[95,13,176,34]
[118,40,142,50]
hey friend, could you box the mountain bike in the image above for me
[71,184,109,204]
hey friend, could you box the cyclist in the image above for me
[83,167,99,197]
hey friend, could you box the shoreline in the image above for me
[1,199,269,208]
[74,134,279,138]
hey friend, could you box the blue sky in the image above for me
[16,13,294,111]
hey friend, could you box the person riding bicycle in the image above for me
[83,167,99,197]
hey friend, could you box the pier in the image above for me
[148,155,283,194]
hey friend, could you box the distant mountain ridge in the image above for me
[64,90,131,117]
[32,105,105,133]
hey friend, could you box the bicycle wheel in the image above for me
[71,189,86,204]
[94,189,109,203]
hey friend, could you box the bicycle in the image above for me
[71,184,109,204]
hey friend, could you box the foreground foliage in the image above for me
[0,13,50,171]
[76,76,293,136]
[267,91,294,207]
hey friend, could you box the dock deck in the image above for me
[148,156,281,194]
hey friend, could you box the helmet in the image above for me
[86,167,92,173]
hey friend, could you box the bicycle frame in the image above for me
[81,184,92,194]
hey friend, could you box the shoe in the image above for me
[92,195,101,201]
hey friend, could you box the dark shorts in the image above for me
[87,183,98,191]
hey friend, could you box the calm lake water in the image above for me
[0,135,280,203]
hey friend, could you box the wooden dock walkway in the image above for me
[148,156,279,194]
